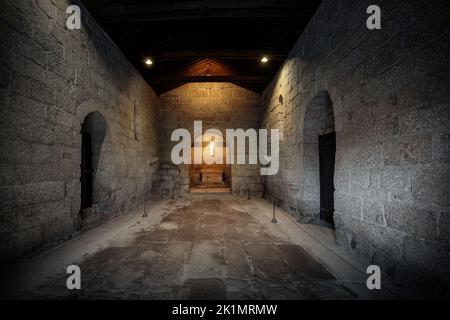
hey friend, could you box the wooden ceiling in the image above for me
[80,0,322,94]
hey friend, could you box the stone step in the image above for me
[185,192,233,198]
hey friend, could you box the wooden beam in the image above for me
[87,0,320,22]
[89,0,318,12]
[147,75,271,84]
[145,50,286,61]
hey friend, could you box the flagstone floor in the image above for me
[2,197,400,299]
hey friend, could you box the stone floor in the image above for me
[1,197,402,299]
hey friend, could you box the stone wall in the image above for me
[260,0,450,288]
[0,0,159,261]
[158,83,262,197]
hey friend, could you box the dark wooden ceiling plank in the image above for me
[90,0,318,15]
[80,0,322,95]
[144,50,286,61]
[96,10,316,23]
[88,0,320,22]
[147,75,271,84]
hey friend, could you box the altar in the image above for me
[200,168,224,185]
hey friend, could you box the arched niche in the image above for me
[190,132,231,193]
[80,111,107,210]
[301,90,336,226]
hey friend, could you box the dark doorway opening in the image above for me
[302,90,335,224]
[81,130,93,209]
[319,132,336,226]
[79,112,107,213]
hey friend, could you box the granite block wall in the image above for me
[1,0,449,294]
[158,83,263,197]
[259,0,450,288]
[0,0,159,261]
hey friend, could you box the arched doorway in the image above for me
[302,90,335,226]
[80,112,107,211]
[189,133,231,193]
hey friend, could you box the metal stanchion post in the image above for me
[271,197,277,223]
[142,183,148,218]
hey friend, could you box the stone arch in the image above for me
[74,98,110,132]
[301,90,335,224]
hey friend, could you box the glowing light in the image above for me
[261,56,269,63]
[209,141,215,156]
[144,58,153,66]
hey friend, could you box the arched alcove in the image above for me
[302,90,336,226]
[189,132,231,193]
[80,111,107,210]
